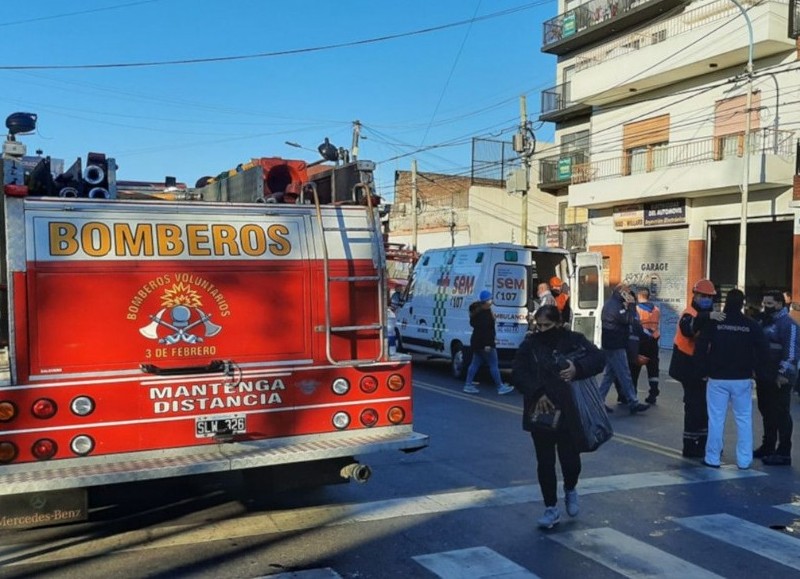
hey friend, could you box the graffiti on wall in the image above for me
[623,263,685,348]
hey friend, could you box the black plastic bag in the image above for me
[569,376,613,453]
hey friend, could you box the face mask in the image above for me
[539,326,561,346]
[763,306,779,315]
[696,297,713,310]
[552,289,561,297]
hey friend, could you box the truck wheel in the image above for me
[451,342,471,380]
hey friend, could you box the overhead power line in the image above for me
[0,2,548,70]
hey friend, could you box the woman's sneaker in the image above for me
[496,383,514,395]
[463,384,480,394]
[537,506,561,529]
[565,489,579,517]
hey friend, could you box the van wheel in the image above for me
[451,342,470,379]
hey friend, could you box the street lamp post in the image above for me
[729,0,754,292]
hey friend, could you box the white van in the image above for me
[393,243,603,377]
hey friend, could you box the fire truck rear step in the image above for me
[0,428,429,495]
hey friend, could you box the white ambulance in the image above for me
[393,243,603,377]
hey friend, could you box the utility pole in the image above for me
[729,0,753,292]
[351,120,361,161]
[513,96,536,245]
[411,159,418,252]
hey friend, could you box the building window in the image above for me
[622,115,670,175]
[717,133,743,159]
[713,93,760,160]
[625,142,668,175]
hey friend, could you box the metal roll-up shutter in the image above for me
[621,227,689,348]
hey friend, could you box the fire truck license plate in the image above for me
[195,414,246,438]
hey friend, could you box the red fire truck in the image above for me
[0,113,427,529]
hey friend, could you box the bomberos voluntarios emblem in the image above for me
[128,274,230,347]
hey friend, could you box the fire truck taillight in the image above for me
[0,401,17,422]
[31,398,57,419]
[32,439,57,460]
[0,441,17,463]
[332,378,350,395]
[70,396,95,416]
[386,374,405,391]
[388,406,406,424]
[332,412,351,429]
[70,435,95,456]
[359,408,379,427]
[359,376,378,393]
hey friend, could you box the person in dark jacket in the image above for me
[463,290,514,396]
[754,290,798,465]
[512,305,606,529]
[695,289,768,469]
[598,284,650,414]
[668,278,724,457]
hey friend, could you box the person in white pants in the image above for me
[705,378,756,468]
[694,289,769,469]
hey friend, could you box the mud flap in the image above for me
[0,488,87,529]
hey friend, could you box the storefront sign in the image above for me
[613,204,644,229]
[614,200,686,230]
[644,200,686,226]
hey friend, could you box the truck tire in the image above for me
[451,342,471,380]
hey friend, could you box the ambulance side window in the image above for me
[577,265,599,308]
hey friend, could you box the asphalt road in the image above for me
[1,352,799,579]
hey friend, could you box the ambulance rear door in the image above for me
[571,251,604,345]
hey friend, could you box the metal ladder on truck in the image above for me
[304,180,386,366]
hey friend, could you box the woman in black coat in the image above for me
[512,305,606,529]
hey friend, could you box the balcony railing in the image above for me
[571,128,793,184]
[540,82,592,122]
[537,223,589,250]
[539,151,590,189]
[542,0,689,54]
[575,0,781,72]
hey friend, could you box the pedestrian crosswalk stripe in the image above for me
[0,467,768,566]
[676,513,800,571]
[413,547,540,579]
[549,527,724,578]
[775,502,800,516]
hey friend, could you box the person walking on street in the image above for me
[695,289,768,469]
[668,278,723,458]
[512,305,606,529]
[754,290,798,466]
[598,284,650,414]
[464,290,514,396]
[634,287,661,405]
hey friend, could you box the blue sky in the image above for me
[1,1,557,198]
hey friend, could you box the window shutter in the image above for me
[623,114,670,150]
[714,92,761,137]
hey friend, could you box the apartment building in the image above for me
[539,0,800,345]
